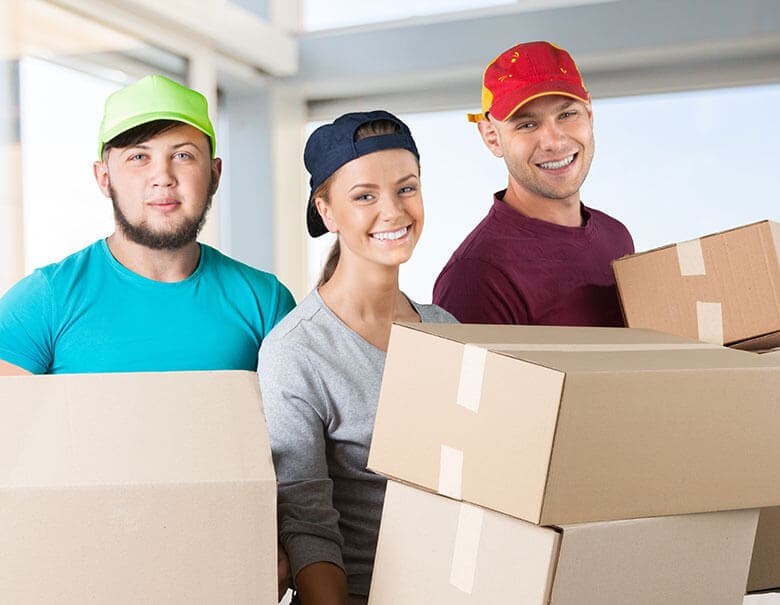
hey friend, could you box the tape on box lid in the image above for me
[676,238,707,276]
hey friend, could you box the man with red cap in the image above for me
[433,41,634,326]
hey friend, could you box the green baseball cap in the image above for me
[97,74,216,160]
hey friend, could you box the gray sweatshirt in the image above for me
[258,289,456,596]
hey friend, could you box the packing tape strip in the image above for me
[456,344,488,413]
[439,445,464,500]
[450,501,484,594]
[697,301,724,345]
[676,238,707,276]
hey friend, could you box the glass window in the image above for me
[19,58,118,273]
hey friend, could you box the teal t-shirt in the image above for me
[0,240,295,374]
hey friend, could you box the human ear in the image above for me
[477,118,504,158]
[209,158,222,195]
[315,197,338,233]
[93,161,111,198]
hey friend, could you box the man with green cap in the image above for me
[0,75,295,375]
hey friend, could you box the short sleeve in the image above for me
[0,271,55,373]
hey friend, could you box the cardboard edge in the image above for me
[612,219,774,261]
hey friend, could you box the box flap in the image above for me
[0,371,274,487]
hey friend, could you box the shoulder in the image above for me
[37,240,105,279]
[412,300,459,323]
[260,291,327,350]
[257,293,329,383]
[201,245,281,285]
[201,245,294,301]
[585,206,631,234]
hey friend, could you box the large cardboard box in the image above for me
[369,323,780,525]
[0,371,277,604]
[370,481,759,605]
[612,220,780,349]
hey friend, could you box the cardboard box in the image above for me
[369,323,780,525]
[612,220,780,349]
[0,371,277,604]
[748,506,780,592]
[370,481,759,605]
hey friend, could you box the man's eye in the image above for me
[516,122,535,130]
[174,152,192,160]
[128,154,145,161]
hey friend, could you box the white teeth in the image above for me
[372,226,408,241]
[539,155,574,169]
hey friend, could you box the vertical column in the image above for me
[0,0,24,295]
[270,84,307,300]
[188,49,220,249]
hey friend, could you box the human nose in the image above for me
[537,119,567,150]
[150,156,176,187]
[379,192,405,221]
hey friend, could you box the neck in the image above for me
[502,184,583,227]
[320,259,403,320]
[318,255,418,351]
[106,232,201,282]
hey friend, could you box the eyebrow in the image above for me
[510,99,577,121]
[125,141,200,151]
[347,173,418,192]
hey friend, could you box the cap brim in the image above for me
[98,112,217,159]
[489,83,589,121]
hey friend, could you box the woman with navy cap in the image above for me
[258,110,455,604]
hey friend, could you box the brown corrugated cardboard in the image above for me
[368,323,780,525]
[0,371,277,604]
[369,481,758,605]
[612,220,780,349]
[748,506,780,592]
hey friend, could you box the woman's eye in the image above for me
[399,186,416,194]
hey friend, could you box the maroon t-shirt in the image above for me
[433,193,634,326]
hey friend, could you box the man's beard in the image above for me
[110,175,216,250]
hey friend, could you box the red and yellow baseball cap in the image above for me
[467,41,589,123]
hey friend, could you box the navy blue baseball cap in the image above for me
[305,110,420,237]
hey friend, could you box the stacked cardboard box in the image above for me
[367,323,776,603]
[0,371,278,603]
[372,481,757,605]
[613,221,780,593]
[612,220,780,350]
